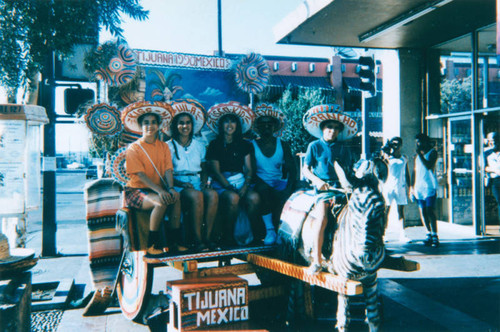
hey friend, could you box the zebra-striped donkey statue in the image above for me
[278,158,388,332]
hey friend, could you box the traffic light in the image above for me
[64,88,95,115]
[358,56,377,97]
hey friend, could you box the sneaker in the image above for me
[146,245,167,257]
[431,235,439,247]
[423,234,433,246]
[305,262,322,275]
[170,244,190,254]
[263,229,277,245]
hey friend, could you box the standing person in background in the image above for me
[411,133,439,247]
[485,132,500,220]
[206,104,259,247]
[252,105,297,245]
[123,104,181,256]
[167,102,218,251]
[381,137,411,242]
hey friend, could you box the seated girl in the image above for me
[123,104,181,256]
[167,102,218,251]
[205,104,260,247]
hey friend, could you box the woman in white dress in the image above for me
[381,137,411,242]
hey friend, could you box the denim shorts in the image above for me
[416,194,436,208]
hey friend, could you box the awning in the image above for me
[343,77,383,93]
[268,75,333,90]
[274,0,495,51]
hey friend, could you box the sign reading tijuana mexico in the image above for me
[135,49,233,70]
[168,275,249,331]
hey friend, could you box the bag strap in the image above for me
[136,142,170,188]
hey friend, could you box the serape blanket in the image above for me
[83,178,123,291]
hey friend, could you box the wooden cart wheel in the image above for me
[116,250,153,321]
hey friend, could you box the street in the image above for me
[25,172,500,331]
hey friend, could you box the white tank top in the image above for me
[414,149,438,200]
[252,139,285,188]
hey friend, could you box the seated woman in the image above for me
[123,104,181,256]
[302,105,356,274]
[167,102,218,251]
[205,104,259,247]
[252,105,297,245]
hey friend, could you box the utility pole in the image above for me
[41,52,57,257]
[217,0,223,56]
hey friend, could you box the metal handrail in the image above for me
[426,106,500,120]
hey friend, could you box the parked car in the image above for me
[67,162,85,169]
[86,165,98,179]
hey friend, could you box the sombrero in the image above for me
[254,104,286,135]
[303,104,358,141]
[164,99,206,136]
[121,101,174,136]
[0,233,35,266]
[206,101,255,134]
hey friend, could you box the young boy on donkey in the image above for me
[301,104,357,274]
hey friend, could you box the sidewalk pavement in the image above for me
[26,216,500,331]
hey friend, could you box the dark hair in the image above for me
[390,136,402,146]
[170,113,194,141]
[319,120,344,131]
[218,113,243,141]
[137,112,161,127]
[415,133,430,143]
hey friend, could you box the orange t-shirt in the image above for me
[125,138,173,188]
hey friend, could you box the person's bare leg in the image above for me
[244,190,261,240]
[307,202,328,274]
[220,191,240,245]
[397,205,410,242]
[181,189,204,244]
[203,189,218,244]
[141,194,167,254]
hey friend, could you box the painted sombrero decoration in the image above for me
[303,104,358,141]
[254,103,286,135]
[107,147,130,186]
[206,101,255,134]
[121,101,174,136]
[234,53,270,94]
[164,99,206,136]
[93,43,137,86]
[84,103,122,136]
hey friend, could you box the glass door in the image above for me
[448,117,473,226]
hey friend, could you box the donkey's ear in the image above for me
[334,161,352,191]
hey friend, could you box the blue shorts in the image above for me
[416,195,436,208]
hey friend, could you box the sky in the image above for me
[100,0,336,58]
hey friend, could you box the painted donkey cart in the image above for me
[103,158,418,331]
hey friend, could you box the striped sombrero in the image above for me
[303,104,358,140]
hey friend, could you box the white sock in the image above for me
[262,213,274,230]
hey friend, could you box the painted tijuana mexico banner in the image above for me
[133,50,249,124]
[135,50,233,70]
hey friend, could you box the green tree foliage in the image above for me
[440,76,486,114]
[277,86,332,155]
[440,77,472,113]
[0,0,149,102]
